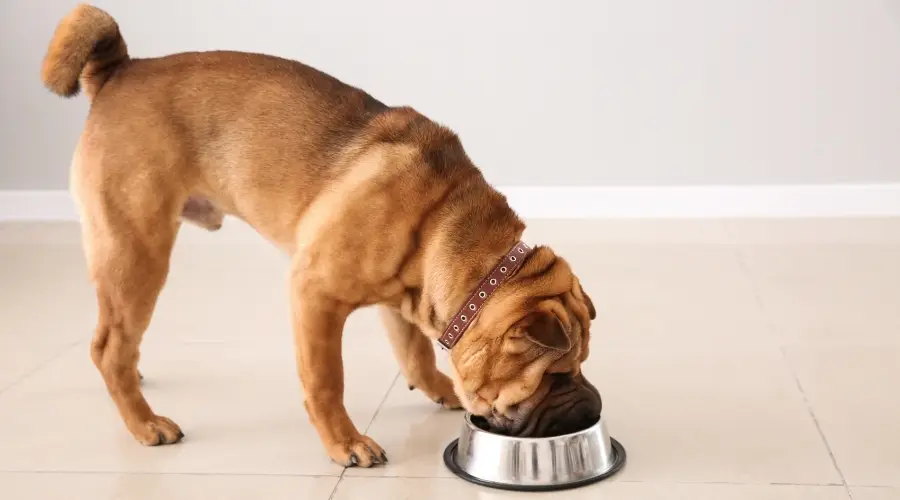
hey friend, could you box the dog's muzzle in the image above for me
[484,373,602,437]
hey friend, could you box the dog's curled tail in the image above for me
[41,4,129,100]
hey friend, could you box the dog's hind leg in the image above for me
[378,307,461,409]
[76,175,185,446]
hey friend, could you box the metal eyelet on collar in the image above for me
[438,241,533,351]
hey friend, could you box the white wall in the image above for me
[2,0,900,190]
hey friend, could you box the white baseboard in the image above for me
[502,184,900,218]
[2,185,900,221]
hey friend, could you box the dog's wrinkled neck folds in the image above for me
[437,241,533,351]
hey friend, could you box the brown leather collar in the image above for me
[438,241,533,350]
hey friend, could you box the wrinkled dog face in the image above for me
[448,247,601,437]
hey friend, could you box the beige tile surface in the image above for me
[786,345,900,487]
[740,246,900,345]
[333,477,850,500]
[0,340,76,392]
[561,243,778,349]
[0,472,339,500]
[853,488,900,500]
[0,243,89,390]
[725,218,900,246]
[582,344,841,485]
[353,344,841,484]
[0,245,94,345]
[345,375,464,478]
[0,320,398,476]
[2,219,899,498]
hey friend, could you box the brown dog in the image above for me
[41,4,601,467]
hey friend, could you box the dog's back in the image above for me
[40,4,493,248]
[40,4,385,128]
[40,4,410,246]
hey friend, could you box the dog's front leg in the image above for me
[291,284,387,467]
[378,306,461,409]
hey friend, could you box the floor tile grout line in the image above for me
[730,243,769,324]
[1,470,893,489]
[322,477,857,486]
[730,233,855,500]
[0,469,870,487]
[326,370,400,500]
[0,340,80,396]
[362,371,401,435]
[615,479,848,487]
[724,224,784,345]
[0,469,342,478]
[780,346,854,500]
[720,220,737,245]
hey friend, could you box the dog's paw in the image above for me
[129,415,184,446]
[436,391,463,410]
[411,373,462,410]
[329,435,388,468]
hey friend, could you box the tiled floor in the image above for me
[1,219,898,499]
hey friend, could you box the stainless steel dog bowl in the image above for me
[443,413,626,491]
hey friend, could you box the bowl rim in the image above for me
[463,412,605,441]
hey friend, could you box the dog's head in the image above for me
[447,246,600,437]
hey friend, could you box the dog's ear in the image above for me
[524,311,571,351]
[580,284,596,320]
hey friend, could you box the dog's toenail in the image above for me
[408,385,415,391]
[381,452,388,463]
[364,444,381,464]
[177,430,185,441]
[349,453,358,466]
[437,398,444,406]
